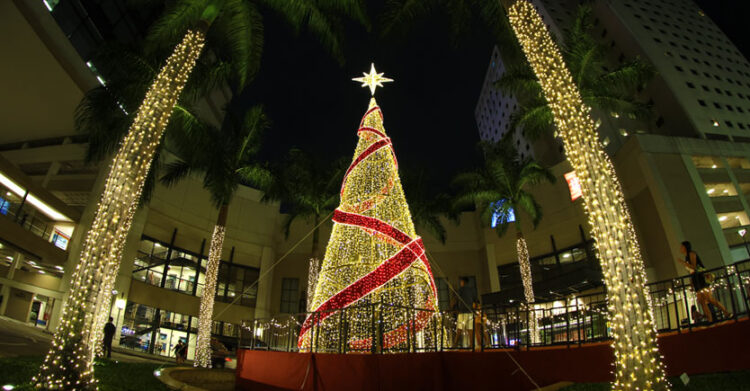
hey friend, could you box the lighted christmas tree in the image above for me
[298,64,438,352]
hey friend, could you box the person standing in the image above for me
[174,341,185,364]
[103,317,116,359]
[677,241,731,322]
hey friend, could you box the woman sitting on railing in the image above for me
[677,241,732,323]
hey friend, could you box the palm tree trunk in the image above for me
[307,214,321,311]
[515,230,538,343]
[34,29,206,389]
[194,204,229,368]
[505,2,668,389]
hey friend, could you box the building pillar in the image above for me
[255,246,275,319]
[479,230,500,292]
[0,251,24,316]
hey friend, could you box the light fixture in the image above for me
[707,188,715,194]
[738,229,747,237]
[719,216,728,221]
[3,384,14,391]
[712,164,718,169]
[115,298,127,310]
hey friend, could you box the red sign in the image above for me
[565,171,582,201]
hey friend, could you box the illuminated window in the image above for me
[691,156,723,169]
[704,183,737,197]
[717,211,750,229]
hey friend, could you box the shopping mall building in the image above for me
[2,0,750,362]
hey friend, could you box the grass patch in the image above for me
[0,356,172,391]
[561,371,750,391]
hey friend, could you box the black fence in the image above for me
[241,260,750,353]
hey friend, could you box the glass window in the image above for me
[437,278,450,311]
[280,278,300,313]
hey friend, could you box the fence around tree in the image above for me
[241,259,750,353]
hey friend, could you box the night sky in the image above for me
[244,3,492,191]
[243,1,749,191]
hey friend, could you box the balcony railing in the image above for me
[241,259,750,353]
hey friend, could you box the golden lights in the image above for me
[194,224,226,368]
[34,30,205,389]
[299,80,437,351]
[507,2,668,389]
[516,235,539,343]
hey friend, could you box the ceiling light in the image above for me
[719,216,728,221]
[707,188,715,194]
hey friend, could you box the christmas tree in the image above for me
[298,65,438,352]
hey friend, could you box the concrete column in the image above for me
[255,246,275,319]
[108,206,149,347]
[0,252,24,316]
[681,155,734,266]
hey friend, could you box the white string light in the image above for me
[194,224,226,368]
[33,30,205,389]
[507,2,668,389]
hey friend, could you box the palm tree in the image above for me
[382,2,669,388]
[400,168,457,245]
[37,1,368,386]
[495,5,655,141]
[262,149,345,310]
[159,103,271,367]
[453,142,554,325]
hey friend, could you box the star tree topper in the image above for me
[353,63,393,95]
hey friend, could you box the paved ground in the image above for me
[0,316,168,364]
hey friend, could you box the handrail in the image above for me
[240,259,750,353]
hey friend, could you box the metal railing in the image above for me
[240,260,750,353]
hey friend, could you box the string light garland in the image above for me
[506,1,668,389]
[299,66,438,351]
[307,258,321,311]
[194,224,226,368]
[516,234,539,343]
[33,30,205,389]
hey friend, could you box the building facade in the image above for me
[477,0,750,287]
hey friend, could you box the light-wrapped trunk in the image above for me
[34,30,205,389]
[505,1,668,389]
[516,232,539,343]
[194,204,228,368]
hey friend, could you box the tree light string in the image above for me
[507,2,668,389]
[299,97,438,351]
[194,224,226,368]
[33,30,205,389]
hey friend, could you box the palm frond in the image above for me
[145,0,207,54]
[494,65,541,100]
[160,160,193,187]
[208,0,264,90]
[380,0,438,38]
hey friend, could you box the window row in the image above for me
[133,236,259,306]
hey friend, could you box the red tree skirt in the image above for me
[238,319,750,391]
